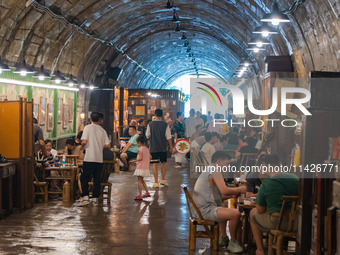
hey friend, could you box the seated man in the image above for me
[123,119,137,138]
[250,154,299,255]
[200,132,219,164]
[120,126,139,171]
[193,150,246,253]
[236,136,258,161]
[190,124,203,142]
[245,154,267,198]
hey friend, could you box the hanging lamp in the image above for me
[261,2,290,25]
[33,65,50,80]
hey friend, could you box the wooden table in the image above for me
[0,162,15,217]
[43,166,77,200]
[238,203,256,249]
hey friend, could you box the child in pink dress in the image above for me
[131,135,152,200]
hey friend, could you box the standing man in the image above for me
[33,118,49,157]
[207,111,213,124]
[120,126,139,171]
[173,111,186,168]
[195,111,204,128]
[146,109,173,188]
[185,108,196,139]
[77,112,110,206]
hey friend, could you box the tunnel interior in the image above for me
[2,0,339,91]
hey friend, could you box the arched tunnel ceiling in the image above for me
[1,0,340,89]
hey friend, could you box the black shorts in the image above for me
[151,152,168,163]
[126,151,138,161]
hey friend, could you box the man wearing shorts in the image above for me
[193,150,246,253]
[249,154,299,255]
[146,109,173,188]
[120,126,139,171]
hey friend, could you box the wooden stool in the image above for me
[88,182,112,204]
[114,159,120,173]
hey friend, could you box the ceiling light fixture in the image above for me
[50,70,66,84]
[0,78,78,91]
[165,0,173,9]
[33,65,50,80]
[261,2,290,25]
[253,23,278,37]
[172,10,180,23]
[13,60,34,76]
[65,75,78,87]
[247,47,264,53]
[175,23,181,32]
[248,35,271,48]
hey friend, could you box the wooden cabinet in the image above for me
[0,98,34,211]
[0,162,15,217]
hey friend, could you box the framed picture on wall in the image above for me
[47,104,54,131]
[68,98,74,122]
[33,104,39,120]
[39,97,46,126]
[63,104,68,129]
[135,104,146,117]
[58,98,63,123]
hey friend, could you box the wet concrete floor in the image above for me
[0,158,251,255]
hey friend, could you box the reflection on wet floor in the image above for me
[0,158,249,255]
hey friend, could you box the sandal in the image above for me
[135,195,143,200]
[142,192,151,198]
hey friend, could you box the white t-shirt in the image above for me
[201,143,216,164]
[185,117,197,138]
[51,149,58,159]
[81,124,110,163]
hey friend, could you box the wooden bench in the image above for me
[181,184,219,251]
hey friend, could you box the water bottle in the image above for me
[55,158,60,167]
[62,155,66,167]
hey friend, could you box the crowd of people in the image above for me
[33,108,299,254]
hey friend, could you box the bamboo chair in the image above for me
[33,172,48,203]
[56,155,79,167]
[239,153,258,169]
[181,185,219,251]
[268,196,299,255]
[224,149,237,160]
